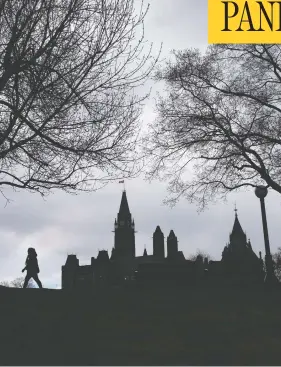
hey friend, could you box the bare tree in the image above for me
[0,277,35,288]
[272,247,281,282]
[0,0,158,198]
[188,250,212,262]
[11,277,35,288]
[0,280,10,287]
[146,45,281,209]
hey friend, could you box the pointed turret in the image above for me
[155,225,162,233]
[168,230,176,238]
[167,230,178,259]
[231,214,245,236]
[229,209,247,245]
[153,225,165,258]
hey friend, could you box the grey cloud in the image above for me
[145,0,208,52]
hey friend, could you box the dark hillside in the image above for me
[1,285,281,365]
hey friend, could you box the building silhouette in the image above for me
[114,191,135,258]
[62,191,265,289]
[153,226,165,259]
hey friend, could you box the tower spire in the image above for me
[118,190,130,217]
[114,190,135,257]
[229,209,247,245]
[231,211,244,236]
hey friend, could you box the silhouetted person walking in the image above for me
[22,248,43,288]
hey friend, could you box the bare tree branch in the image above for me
[0,277,35,288]
[0,0,159,198]
[272,247,281,282]
[145,45,281,209]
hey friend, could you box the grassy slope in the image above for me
[1,285,281,366]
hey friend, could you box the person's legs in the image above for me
[32,274,43,289]
[23,273,32,288]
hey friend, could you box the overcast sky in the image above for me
[1,0,280,288]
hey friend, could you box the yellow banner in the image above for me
[208,0,281,43]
